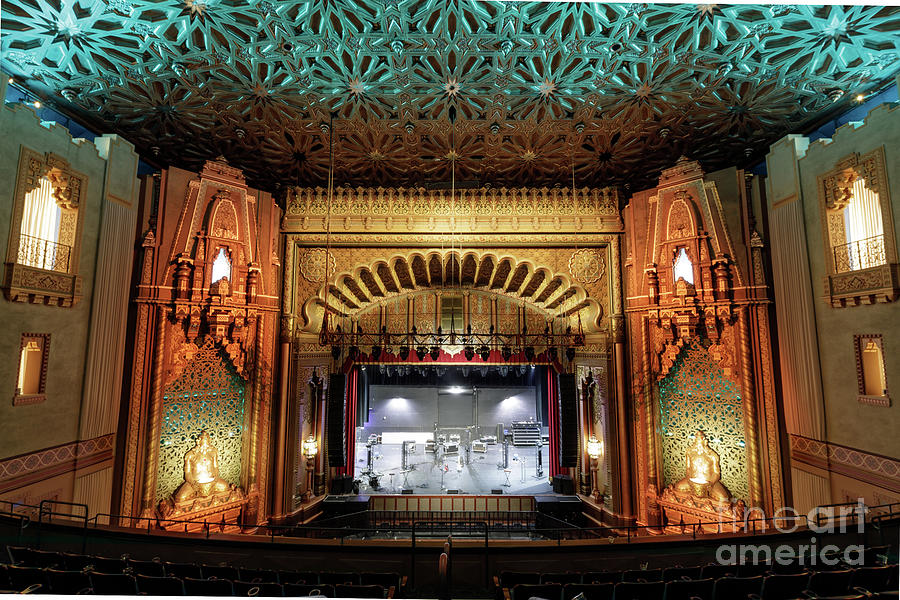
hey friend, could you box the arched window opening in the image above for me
[673,248,694,284]
[211,248,231,284]
[840,177,885,271]
[19,176,65,271]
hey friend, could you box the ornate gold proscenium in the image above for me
[673,431,730,501]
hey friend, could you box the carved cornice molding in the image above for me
[283,186,622,234]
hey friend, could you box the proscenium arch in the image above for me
[298,250,604,334]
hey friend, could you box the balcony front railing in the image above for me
[833,234,886,274]
[17,233,71,273]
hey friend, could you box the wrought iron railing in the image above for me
[17,233,71,273]
[833,234,886,273]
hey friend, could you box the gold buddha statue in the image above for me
[674,430,730,502]
[174,430,232,503]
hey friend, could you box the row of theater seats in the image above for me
[2,546,404,597]
[494,544,898,600]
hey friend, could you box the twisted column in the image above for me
[739,307,764,507]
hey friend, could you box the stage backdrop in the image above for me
[364,385,539,435]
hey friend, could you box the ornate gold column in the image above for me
[140,306,167,516]
[272,316,293,517]
[739,307,764,507]
[612,315,632,518]
[642,316,661,526]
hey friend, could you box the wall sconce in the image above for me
[303,436,319,458]
[587,435,603,460]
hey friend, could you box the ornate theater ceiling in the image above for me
[3,1,899,192]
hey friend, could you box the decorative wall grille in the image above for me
[658,343,749,502]
[156,339,246,501]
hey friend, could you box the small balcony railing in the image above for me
[833,234,887,274]
[17,233,71,273]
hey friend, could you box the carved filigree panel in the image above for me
[156,338,246,501]
[658,343,749,502]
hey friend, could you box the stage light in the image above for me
[464,345,475,361]
[331,345,342,361]
[547,346,558,362]
[447,386,465,394]
[429,345,440,361]
[399,345,410,360]
[478,345,490,361]
[524,346,535,363]
[371,345,382,361]
[501,346,512,361]
[565,346,577,362]
[33,100,41,109]
[348,345,359,361]
[856,93,865,102]
[416,346,427,361]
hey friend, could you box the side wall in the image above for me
[0,74,140,513]
[766,95,900,511]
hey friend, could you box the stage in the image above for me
[354,438,552,495]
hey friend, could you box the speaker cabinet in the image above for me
[326,373,347,467]
[557,373,578,467]
[491,489,503,495]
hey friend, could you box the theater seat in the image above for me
[164,561,203,579]
[336,584,386,598]
[284,583,335,597]
[542,573,582,584]
[612,581,665,600]
[45,568,92,594]
[562,582,615,600]
[662,577,714,600]
[234,579,285,596]
[127,558,166,577]
[6,565,49,592]
[662,566,702,582]
[621,569,662,583]
[509,583,563,600]
[89,572,138,595]
[711,575,763,600]
[807,569,854,596]
[851,565,897,593]
[136,574,186,595]
[183,576,235,596]
[755,572,809,599]
[320,572,362,586]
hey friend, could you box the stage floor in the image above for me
[354,441,552,495]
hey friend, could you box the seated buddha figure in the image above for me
[674,431,730,502]
[174,430,231,503]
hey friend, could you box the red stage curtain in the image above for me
[547,367,562,478]
[340,368,358,477]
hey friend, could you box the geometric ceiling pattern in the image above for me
[3,2,899,193]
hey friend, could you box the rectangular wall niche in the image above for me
[14,333,50,405]
[854,334,890,407]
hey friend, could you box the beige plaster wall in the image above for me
[0,74,140,516]
[796,102,900,461]
[0,81,105,459]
